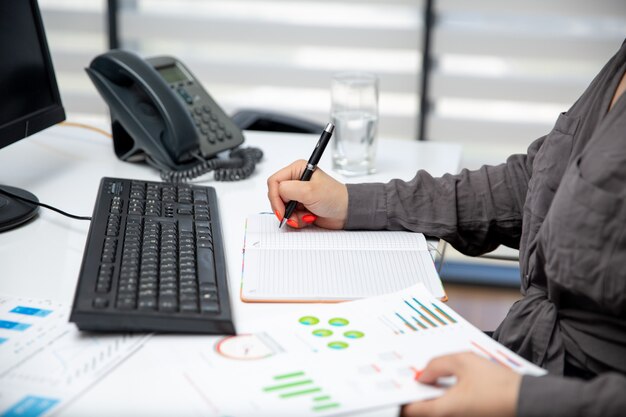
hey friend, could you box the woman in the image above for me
[267,40,626,416]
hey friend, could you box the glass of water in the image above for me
[330,72,379,176]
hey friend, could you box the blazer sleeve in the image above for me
[518,373,626,417]
[345,136,545,256]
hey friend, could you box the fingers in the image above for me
[267,160,308,218]
[302,213,317,224]
[280,209,318,229]
[404,353,521,417]
[401,354,470,417]
[401,399,440,417]
[278,180,317,207]
[418,353,469,385]
[267,160,348,230]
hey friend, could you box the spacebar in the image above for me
[197,248,217,289]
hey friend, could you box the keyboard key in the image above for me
[93,297,109,309]
[116,297,136,310]
[110,197,123,214]
[159,295,178,312]
[180,302,198,313]
[138,297,157,310]
[198,248,217,287]
[200,299,220,313]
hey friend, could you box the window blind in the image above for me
[114,0,425,141]
[39,0,625,167]
[39,1,108,115]
[429,0,626,167]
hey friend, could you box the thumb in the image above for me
[418,354,463,385]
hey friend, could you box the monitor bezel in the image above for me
[0,0,66,149]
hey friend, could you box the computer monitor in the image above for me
[0,0,66,232]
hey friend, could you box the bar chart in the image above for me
[262,370,341,413]
[0,295,150,417]
[379,296,459,336]
[0,296,68,376]
[470,341,523,370]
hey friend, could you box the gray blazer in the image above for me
[345,41,626,416]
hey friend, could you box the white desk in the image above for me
[0,120,462,416]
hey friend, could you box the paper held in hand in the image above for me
[179,283,546,417]
[240,213,446,302]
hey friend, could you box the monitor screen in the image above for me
[0,0,66,232]
[0,0,65,148]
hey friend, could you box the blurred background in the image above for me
[38,0,626,324]
[40,0,626,170]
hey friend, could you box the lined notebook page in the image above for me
[245,213,428,251]
[241,214,445,301]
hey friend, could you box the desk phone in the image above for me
[86,50,261,182]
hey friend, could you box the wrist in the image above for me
[344,182,387,230]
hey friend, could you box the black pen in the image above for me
[279,122,335,228]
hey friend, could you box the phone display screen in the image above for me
[156,63,190,84]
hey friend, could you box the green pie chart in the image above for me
[343,330,365,339]
[328,341,349,350]
[312,329,333,337]
[328,317,349,327]
[299,316,320,326]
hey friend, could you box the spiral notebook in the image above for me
[240,213,446,302]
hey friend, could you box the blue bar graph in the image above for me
[0,320,31,331]
[394,312,417,332]
[0,396,59,417]
[10,306,52,317]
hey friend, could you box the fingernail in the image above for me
[287,219,298,228]
[414,369,424,381]
[302,214,317,224]
[274,210,283,221]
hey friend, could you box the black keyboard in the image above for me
[70,177,235,334]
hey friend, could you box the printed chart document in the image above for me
[0,295,150,417]
[241,213,446,302]
[145,283,545,417]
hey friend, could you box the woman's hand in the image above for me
[402,352,522,417]
[267,160,348,229]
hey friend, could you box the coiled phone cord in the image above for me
[160,146,263,183]
[58,121,264,184]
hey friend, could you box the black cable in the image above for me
[160,146,263,183]
[0,187,92,221]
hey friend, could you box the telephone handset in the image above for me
[85,49,262,181]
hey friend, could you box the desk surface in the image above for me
[0,119,462,416]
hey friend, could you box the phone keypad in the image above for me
[190,106,233,145]
[151,56,244,159]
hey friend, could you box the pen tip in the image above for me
[278,218,285,228]
[325,123,335,134]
